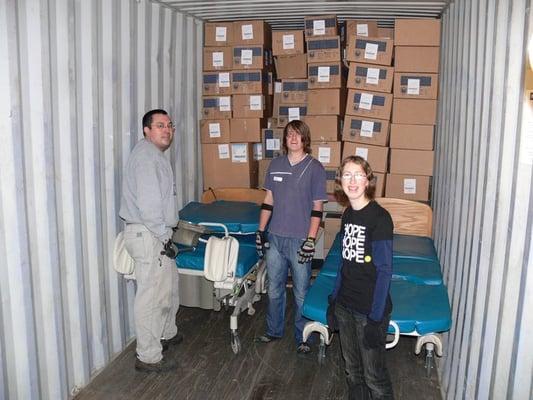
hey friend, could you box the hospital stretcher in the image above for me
[174,196,267,354]
[302,198,452,374]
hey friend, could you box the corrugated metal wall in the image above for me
[434,0,533,399]
[0,0,202,398]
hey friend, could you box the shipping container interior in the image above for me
[1,0,532,399]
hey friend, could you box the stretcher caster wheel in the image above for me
[231,333,241,354]
[425,349,434,377]
[317,343,326,365]
[247,305,255,315]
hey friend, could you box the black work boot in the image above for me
[135,356,177,373]
[161,332,184,352]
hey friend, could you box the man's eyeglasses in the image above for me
[341,172,367,181]
[152,122,175,130]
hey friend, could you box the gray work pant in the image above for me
[124,224,180,363]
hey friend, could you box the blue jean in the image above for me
[335,303,394,400]
[265,233,312,344]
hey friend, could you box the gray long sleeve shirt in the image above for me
[119,138,177,242]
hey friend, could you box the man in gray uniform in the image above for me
[120,109,181,372]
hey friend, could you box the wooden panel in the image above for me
[375,197,432,237]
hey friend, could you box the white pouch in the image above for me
[204,235,239,282]
[113,231,136,279]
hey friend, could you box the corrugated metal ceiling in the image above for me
[153,0,451,28]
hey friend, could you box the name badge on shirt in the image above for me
[273,176,283,182]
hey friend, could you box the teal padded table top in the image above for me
[392,234,439,263]
[179,200,260,234]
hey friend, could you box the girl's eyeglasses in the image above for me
[341,172,367,181]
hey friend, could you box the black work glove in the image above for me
[161,239,178,259]
[255,230,270,258]
[297,237,315,264]
[326,295,338,332]
[363,318,384,349]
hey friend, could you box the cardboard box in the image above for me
[392,98,437,125]
[389,124,434,150]
[232,94,267,118]
[200,119,231,143]
[233,20,271,46]
[346,89,393,120]
[280,79,308,104]
[311,141,341,167]
[277,104,308,127]
[307,36,341,63]
[324,212,342,249]
[262,128,284,158]
[204,22,233,47]
[393,72,438,99]
[394,46,440,73]
[325,169,338,194]
[230,70,268,94]
[308,62,346,89]
[394,19,441,46]
[273,30,305,55]
[308,89,346,116]
[274,54,308,79]
[253,142,263,161]
[377,27,394,39]
[342,116,390,146]
[346,36,393,66]
[306,115,340,141]
[374,172,386,197]
[272,82,282,116]
[385,173,431,201]
[344,20,379,39]
[347,63,394,93]
[202,143,258,189]
[202,71,232,95]
[342,142,389,173]
[230,118,266,142]
[258,159,271,188]
[389,149,434,176]
[233,46,270,70]
[202,96,232,119]
[268,72,274,95]
[203,47,233,71]
[304,15,338,39]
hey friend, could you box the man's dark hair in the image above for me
[142,109,169,131]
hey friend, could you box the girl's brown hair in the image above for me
[282,120,312,154]
[334,155,377,207]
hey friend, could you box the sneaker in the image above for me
[135,356,177,373]
[161,332,184,352]
[296,342,311,354]
[254,334,280,343]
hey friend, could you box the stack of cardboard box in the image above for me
[201,21,273,189]
[341,20,394,198]
[387,19,440,201]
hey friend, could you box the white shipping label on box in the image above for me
[218,144,230,159]
[407,79,421,95]
[359,93,373,110]
[249,95,262,110]
[266,138,281,150]
[231,143,248,163]
[366,68,380,85]
[253,143,263,160]
[212,52,224,67]
[313,20,326,35]
[283,34,295,49]
[215,26,227,42]
[218,96,231,111]
[208,123,221,138]
[364,43,378,60]
[288,107,300,121]
[356,24,369,37]
[318,147,331,164]
[360,120,375,137]
[241,49,253,65]
[355,147,368,159]
[403,178,417,194]
[318,66,331,82]
[275,82,282,93]
[218,72,230,87]
[242,24,254,40]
